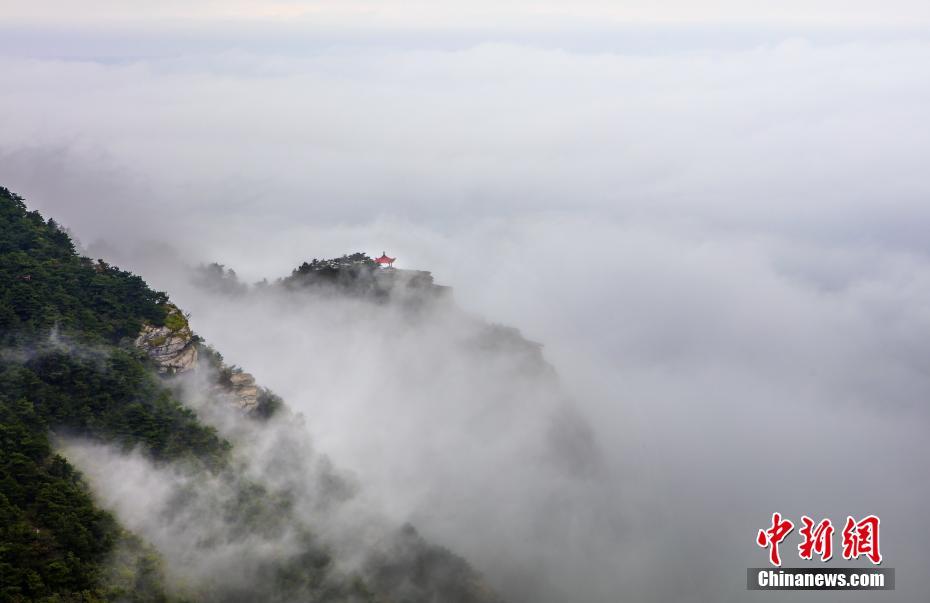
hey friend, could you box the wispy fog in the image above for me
[3,15,930,602]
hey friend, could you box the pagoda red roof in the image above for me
[374,252,395,264]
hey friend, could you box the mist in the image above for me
[3,10,930,602]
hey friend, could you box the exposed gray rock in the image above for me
[225,371,260,413]
[136,305,272,416]
[134,306,198,374]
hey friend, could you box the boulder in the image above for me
[135,306,198,374]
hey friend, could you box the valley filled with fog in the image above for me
[3,8,930,600]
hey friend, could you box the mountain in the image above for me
[0,186,503,603]
[185,254,605,603]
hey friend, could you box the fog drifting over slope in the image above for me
[3,16,930,602]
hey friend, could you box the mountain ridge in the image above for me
[0,186,503,603]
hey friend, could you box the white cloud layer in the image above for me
[4,0,930,27]
[3,18,930,602]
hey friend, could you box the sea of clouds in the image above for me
[3,17,930,601]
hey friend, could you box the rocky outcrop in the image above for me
[135,305,198,374]
[280,253,451,304]
[225,371,261,413]
[135,307,274,416]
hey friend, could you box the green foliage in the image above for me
[0,188,227,601]
[194,263,248,296]
[1,349,230,466]
[0,189,497,603]
[282,253,387,298]
[0,346,231,601]
[161,311,188,333]
[365,524,501,603]
[100,532,174,603]
[0,397,116,601]
[291,253,374,275]
[0,186,169,347]
[253,389,284,420]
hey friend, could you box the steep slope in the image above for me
[281,254,451,306]
[188,254,604,603]
[0,187,228,601]
[0,187,501,603]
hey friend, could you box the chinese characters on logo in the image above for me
[799,516,834,562]
[842,515,882,565]
[757,513,881,566]
[756,512,794,566]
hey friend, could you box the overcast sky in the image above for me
[2,3,930,601]
[4,0,930,26]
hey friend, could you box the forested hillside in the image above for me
[0,186,230,601]
[0,187,500,603]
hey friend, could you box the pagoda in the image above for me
[374,252,396,268]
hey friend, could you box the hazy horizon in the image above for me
[2,2,929,601]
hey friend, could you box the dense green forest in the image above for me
[0,186,230,601]
[0,187,499,603]
[0,189,168,347]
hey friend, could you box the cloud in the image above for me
[4,0,930,27]
[2,34,929,265]
[4,21,930,601]
[160,218,930,603]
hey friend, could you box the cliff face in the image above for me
[135,305,198,373]
[281,253,451,304]
[1,189,503,603]
[188,251,604,603]
[0,187,229,600]
[134,306,272,415]
[224,371,260,412]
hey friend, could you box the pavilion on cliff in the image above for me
[374,252,396,268]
